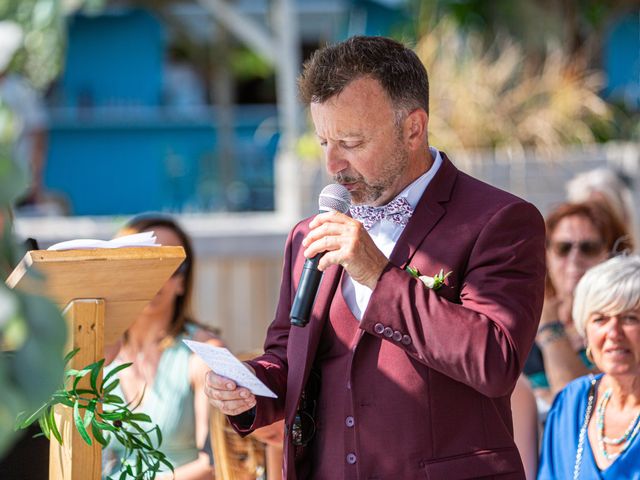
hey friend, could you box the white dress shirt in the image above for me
[343,147,443,320]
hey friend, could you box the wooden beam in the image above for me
[196,0,276,64]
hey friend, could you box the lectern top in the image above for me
[6,246,186,344]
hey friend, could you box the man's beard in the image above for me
[334,144,409,206]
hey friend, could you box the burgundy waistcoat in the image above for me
[309,278,363,480]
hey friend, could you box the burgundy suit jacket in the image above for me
[233,154,546,479]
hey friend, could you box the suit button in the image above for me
[374,323,385,334]
[345,416,355,427]
[383,327,393,338]
[346,453,357,464]
[392,331,402,342]
[402,335,412,345]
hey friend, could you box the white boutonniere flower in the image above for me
[406,266,451,290]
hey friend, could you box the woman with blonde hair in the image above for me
[538,255,640,478]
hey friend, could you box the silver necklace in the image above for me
[573,375,598,480]
[596,386,640,461]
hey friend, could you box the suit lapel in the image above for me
[389,153,458,269]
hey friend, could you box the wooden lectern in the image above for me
[6,246,186,480]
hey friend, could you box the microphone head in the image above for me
[319,184,351,214]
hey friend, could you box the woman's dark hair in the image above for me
[121,213,195,338]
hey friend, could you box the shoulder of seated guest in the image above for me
[185,321,225,346]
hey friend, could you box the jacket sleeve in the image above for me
[360,201,546,397]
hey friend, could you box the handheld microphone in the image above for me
[290,184,351,327]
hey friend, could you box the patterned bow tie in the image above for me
[350,196,414,230]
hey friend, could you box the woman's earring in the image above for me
[586,346,593,362]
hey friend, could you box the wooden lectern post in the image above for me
[50,299,106,480]
[6,246,186,480]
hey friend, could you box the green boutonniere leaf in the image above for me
[406,265,452,290]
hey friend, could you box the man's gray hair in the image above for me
[573,255,640,337]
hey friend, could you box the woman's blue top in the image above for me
[538,374,640,479]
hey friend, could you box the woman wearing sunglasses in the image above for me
[524,201,633,414]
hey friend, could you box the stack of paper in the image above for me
[47,231,160,251]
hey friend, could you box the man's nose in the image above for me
[325,144,347,175]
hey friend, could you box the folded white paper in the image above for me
[182,339,277,398]
[48,231,160,251]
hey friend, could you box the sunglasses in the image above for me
[291,410,316,447]
[548,240,604,258]
[292,369,319,447]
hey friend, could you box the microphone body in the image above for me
[290,254,323,327]
[290,184,351,328]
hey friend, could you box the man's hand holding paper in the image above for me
[183,339,275,417]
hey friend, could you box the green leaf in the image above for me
[100,410,127,421]
[103,378,120,395]
[63,348,80,366]
[72,389,97,398]
[83,401,95,429]
[103,394,125,404]
[38,415,50,440]
[65,368,91,379]
[128,422,153,449]
[158,455,174,472]
[73,401,92,446]
[72,370,91,392]
[128,413,152,423]
[51,392,75,408]
[48,407,63,444]
[115,431,134,449]
[89,358,105,392]
[90,421,109,447]
[153,425,162,447]
[135,453,142,476]
[93,419,117,432]
[405,265,419,278]
[128,433,152,450]
[15,400,50,430]
[101,362,132,390]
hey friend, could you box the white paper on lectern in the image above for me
[182,339,277,398]
[47,231,160,251]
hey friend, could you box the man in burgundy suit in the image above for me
[205,36,546,479]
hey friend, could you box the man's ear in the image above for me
[404,109,428,150]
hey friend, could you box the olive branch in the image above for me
[15,349,173,480]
